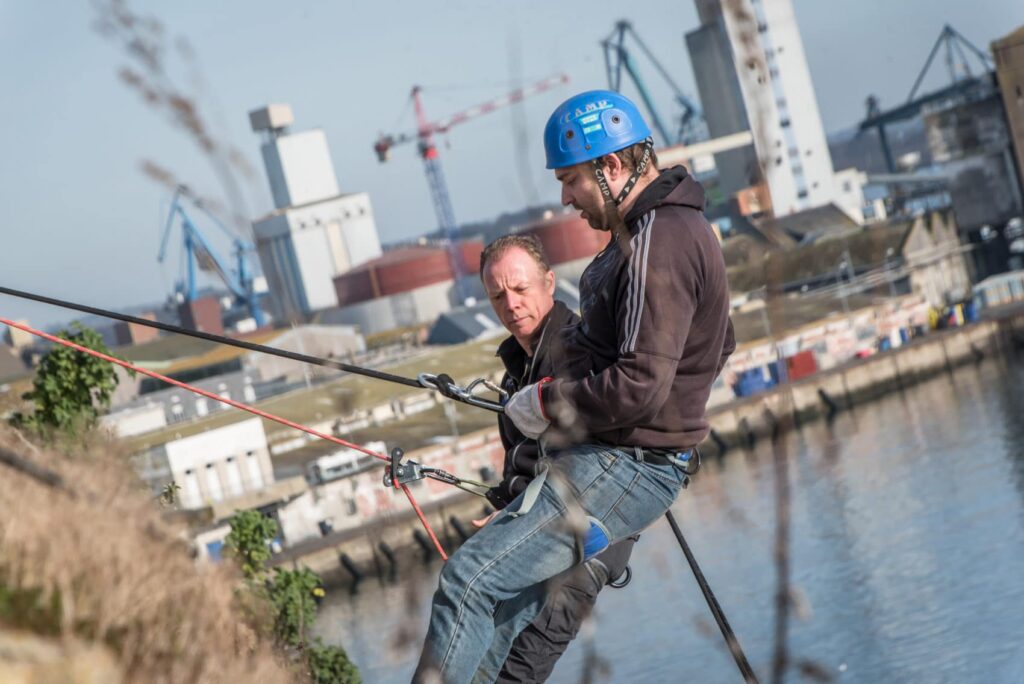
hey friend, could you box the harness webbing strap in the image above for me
[507,467,548,518]
[589,136,654,207]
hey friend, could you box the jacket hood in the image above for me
[623,165,705,226]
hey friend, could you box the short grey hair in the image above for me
[480,234,551,276]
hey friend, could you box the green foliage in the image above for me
[225,510,360,679]
[308,639,362,684]
[158,481,181,508]
[0,580,62,636]
[267,567,322,647]
[11,324,125,434]
[225,510,278,581]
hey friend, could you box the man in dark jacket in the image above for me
[476,234,634,683]
[415,90,734,683]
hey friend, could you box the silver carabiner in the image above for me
[418,373,504,413]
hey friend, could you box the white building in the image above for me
[101,403,167,438]
[687,0,837,216]
[134,417,275,510]
[250,104,383,322]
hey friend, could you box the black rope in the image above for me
[665,510,759,683]
[0,285,424,389]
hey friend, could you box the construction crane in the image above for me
[859,24,994,172]
[374,74,569,299]
[158,186,267,327]
[602,20,705,146]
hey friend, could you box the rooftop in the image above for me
[754,203,860,245]
[726,219,915,294]
[124,335,507,453]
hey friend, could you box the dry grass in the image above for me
[0,425,300,684]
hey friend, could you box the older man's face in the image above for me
[483,247,556,352]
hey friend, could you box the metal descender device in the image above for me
[382,446,490,496]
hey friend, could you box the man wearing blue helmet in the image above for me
[414,90,734,683]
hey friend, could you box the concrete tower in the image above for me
[250,104,382,322]
[687,0,837,216]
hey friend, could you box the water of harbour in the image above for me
[314,351,1024,683]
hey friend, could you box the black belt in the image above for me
[629,446,698,473]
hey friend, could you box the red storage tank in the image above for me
[456,241,484,277]
[373,247,451,295]
[333,269,377,307]
[333,240,484,307]
[523,214,609,265]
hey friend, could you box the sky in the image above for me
[1,0,1022,329]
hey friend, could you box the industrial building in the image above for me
[250,104,383,323]
[725,210,972,308]
[686,0,838,216]
[992,27,1024,199]
[319,242,484,336]
[924,78,1022,232]
[131,417,275,510]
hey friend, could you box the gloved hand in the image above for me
[504,378,552,439]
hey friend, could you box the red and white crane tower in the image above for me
[374,74,569,299]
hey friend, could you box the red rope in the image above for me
[402,483,449,561]
[0,316,449,560]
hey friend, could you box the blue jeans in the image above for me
[413,444,687,683]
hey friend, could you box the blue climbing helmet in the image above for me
[543,89,653,170]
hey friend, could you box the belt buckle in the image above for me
[671,448,700,475]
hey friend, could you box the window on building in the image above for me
[170,402,184,423]
[225,457,244,497]
[246,452,264,489]
[797,190,809,199]
[843,181,852,193]
[195,398,208,417]
[183,469,201,508]
[244,384,256,402]
[219,391,231,409]
[205,463,224,502]
[780,118,791,128]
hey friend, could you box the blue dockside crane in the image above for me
[602,20,706,146]
[157,186,268,328]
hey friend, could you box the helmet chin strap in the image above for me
[589,137,654,258]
